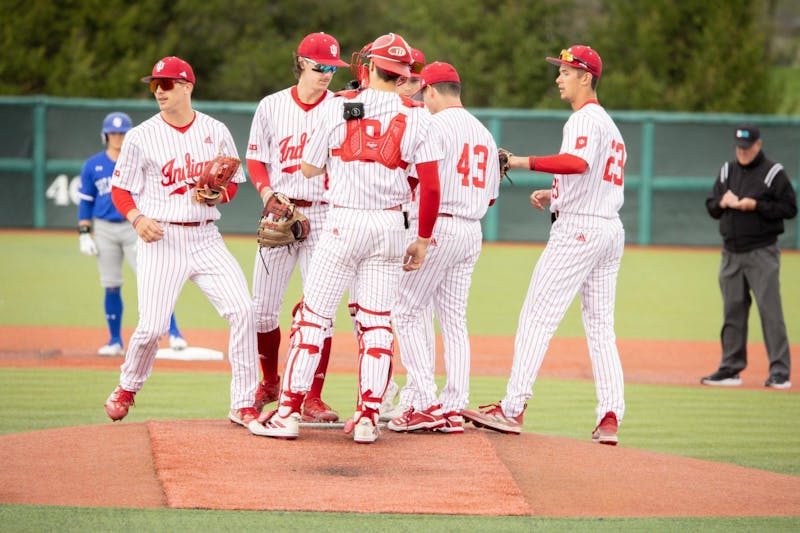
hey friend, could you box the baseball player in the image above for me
[246,32,348,423]
[78,112,187,356]
[463,45,626,445]
[378,48,438,421]
[388,62,501,434]
[103,56,260,427]
[249,33,443,443]
[348,46,430,420]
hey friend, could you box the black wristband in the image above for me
[78,226,91,234]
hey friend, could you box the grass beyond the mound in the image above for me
[2,231,799,342]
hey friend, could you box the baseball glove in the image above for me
[498,148,514,184]
[256,192,310,248]
[194,155,241,202]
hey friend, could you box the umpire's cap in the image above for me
[734,125,761,148]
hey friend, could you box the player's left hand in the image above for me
[403,237,430,271]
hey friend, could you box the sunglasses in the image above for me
[301,57,337,74]
[558,49,592,71]
[149,79,188,93]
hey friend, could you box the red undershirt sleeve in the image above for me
[221,182,238,203]
[415,161,441,239]
[530,153,588,174]
[246,159,271,193]
[111,186,137,218]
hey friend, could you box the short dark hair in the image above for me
[431,81,461,97]
[292,53,303,80]
[374,64,401,82]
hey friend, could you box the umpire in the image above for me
[702,125,797,389]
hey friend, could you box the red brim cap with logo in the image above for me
[418,61,460,90]
[141,56,196,83]
[298,32,349,67]
[545,45,602,78]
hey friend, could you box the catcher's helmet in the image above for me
[101,112,132,143]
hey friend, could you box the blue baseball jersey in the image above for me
[78,151,125,222]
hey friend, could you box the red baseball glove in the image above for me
[194,155,241,202]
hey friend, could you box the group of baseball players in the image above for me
[93,31,628,446]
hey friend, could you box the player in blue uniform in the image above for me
[77,112,187,355]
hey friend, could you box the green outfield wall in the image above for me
[1,96,798,248]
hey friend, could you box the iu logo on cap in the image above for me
[329,44,338,56]
[156,61,166,72]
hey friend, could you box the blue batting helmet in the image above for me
[101,112,132,143]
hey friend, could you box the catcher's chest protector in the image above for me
[332,111,409,170]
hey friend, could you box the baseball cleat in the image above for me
[591,411,619,445]
[254,376,281,412]
[104,385,136,421]
[764,376,792,389]
[700,370,742,387]
[302,397,340,422]
[344,409,380,444]
[353,417,379,444]
[438,411,465,434]
[462,402,523,435]
[248,410,300,439]
[387,405,445,432]
[168,335,188,351]
[98,342,124,357]
[228,406,260,427]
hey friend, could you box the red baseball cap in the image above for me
[546,45,602,78]
[140,56,196,84]
[368,33,413,77]
[297,32,349,67]
[418,61,460,90]
[410,48,427,77]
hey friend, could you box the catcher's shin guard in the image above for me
[283,302,331,397]
[354,305,394,412]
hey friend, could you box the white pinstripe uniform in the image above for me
[111,112,259,409]
[389,167,436,413]
[247,87,332,333]
[504,102,626,424]
[393,107,500,414]
[281,88,441,417]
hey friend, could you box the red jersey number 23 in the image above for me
[602,140,625,186]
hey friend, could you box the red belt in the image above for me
[165,220,213,227]
[333,204,402,211]
[438,213,453,218]
[290,199,328,208]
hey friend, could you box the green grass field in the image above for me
[1,231,799,531]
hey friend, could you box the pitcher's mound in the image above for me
[2,421,799,516]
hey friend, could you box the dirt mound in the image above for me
[3,421,799,516]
